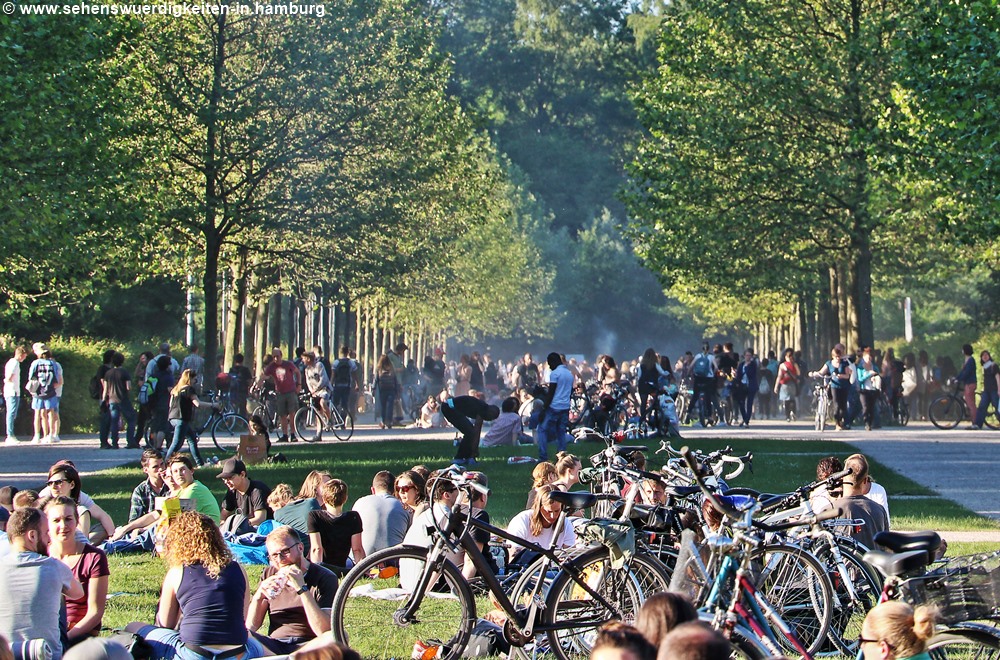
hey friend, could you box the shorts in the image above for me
[275,391,299,417]
[32,397,59,411]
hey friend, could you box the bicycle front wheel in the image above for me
[294,406,323,442]
[541,546,648,660]
[929,396,963,429]
[330,545,475,660]
[753,543,834,657]
[815,397,828,431]
[331,408,354,441]
[209,413,249,452]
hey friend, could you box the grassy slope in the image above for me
[94,436,1000,631]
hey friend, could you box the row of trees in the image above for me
[623,0,1000,366]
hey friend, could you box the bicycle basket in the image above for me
[900,552,1000,624]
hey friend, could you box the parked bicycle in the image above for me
[293,395,354,442]
[331,468,668,659]
[192,390,250,454]
[929,377,1000,430]
[809,375,833,431]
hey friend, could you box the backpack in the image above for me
[692,353,713,378]
[89,374,103,400]
[333,359,353,386]
[138,376,159,406]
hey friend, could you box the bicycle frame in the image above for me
[705,551,814,659]
[400,506,628,641]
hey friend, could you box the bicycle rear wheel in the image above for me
[928,623,1000,660]
[331,408,354,441]
[209,413,249,453]
[929,396,963,429]
[897,400,910,426]
[293,406,323,442]
[330,545,475,659]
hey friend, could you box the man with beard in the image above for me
[0,508,84,660]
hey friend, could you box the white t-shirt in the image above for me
[505,509,576,554]
[3,358,20,398]
[866,481,890,527]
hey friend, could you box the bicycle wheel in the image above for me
[816,540,881,656]
[815,396,828,431]
[541,546,648,660]
[986,401,1000,430]
[697,613,769,660]
[928,623,1000,660]
[209,413,249,452]
[331,407,354,441]
[929,396,963,429]
[752,543,834,657]
[330,545,475,660]
[293,406,322,442]
[898,400,911,426]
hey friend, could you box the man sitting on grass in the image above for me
[246,526,339,655]
[218,458,272,534]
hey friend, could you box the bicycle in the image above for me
[192,392,250,454]
[877,386,911,427]
[929,378,1000,430]
[861,530,1000,657]
[330,469,668,660]
[808,374,833,431]
[248,385,279,432]
[292,394,354,442]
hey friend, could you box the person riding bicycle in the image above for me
[810,345,854,430]
[330,346,358,417]
[302,353,332,421]
[690,343,717,427]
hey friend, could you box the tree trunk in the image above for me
[254,297,268,375]
[202,230,220,374]
[269,293,282,351]
[223,248,247,372]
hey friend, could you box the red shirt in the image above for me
[66,544,110,635]
[264,360,299,394]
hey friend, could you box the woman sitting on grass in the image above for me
[506,485,576,557]
[128,511,265,660]
[42,462,114,544]
[307,479,364,573]
[43,496,110,647]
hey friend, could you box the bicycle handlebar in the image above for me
[758,467,853,515]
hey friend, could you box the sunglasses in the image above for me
[396,484,414,493]
[47,478,69,487]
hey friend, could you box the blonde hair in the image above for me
[267,483,293,510]
[529,485,557,537]
[864,601,937,658]
[164,511,233,579]
[298,470,332,499]
[321,479,349,508]
[171,369,197,397]
[531,462,556,488]
[554,452,580,479]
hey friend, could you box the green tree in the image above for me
[624,0,914,350]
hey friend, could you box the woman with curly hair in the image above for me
[129,511,265,660]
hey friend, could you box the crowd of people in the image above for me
[0,437,898,660]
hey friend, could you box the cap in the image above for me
[216,457,247,479]
[32,342,50,356]
[467,471,488,489]
[395,342,409,352]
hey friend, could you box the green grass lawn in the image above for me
[92,436,1000,633]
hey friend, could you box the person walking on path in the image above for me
[971,350,1000,430]
[811,345,854,430]
[957,344,978,421]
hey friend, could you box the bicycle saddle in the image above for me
[863,548,931,578]
[874,530,942,555]
[548,490,601,511]
[613,445,649,455]
[665,485,701,499]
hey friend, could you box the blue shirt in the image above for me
[547,364,574,411]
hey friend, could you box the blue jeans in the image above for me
[136,625,264,660]
[99,402,111,444]
[974,391,1000,427]
[536,408,569,462]
[110,400,137,446]
[167,420,204,465]
[5,395,19,436]
[379,390,396,427]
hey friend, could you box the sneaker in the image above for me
[50,435,61,443]
[969,425,982,430]
[30,435,41,444]
[789,412,797,422]
[39,436,53,445]
[277,434,290,443]
[865,423,872,431]
[4,435,18,445]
